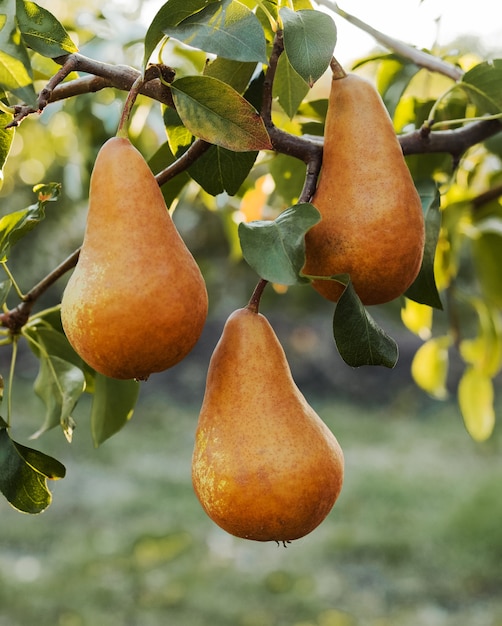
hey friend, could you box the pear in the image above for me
[192,306,344,543]
[303,73,425,305]
[61,137,208,380]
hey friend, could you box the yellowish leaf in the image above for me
[458,367,496,442]
[411,336,451,399]
[401,298,433,340]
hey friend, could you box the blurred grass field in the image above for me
[1,372,501,626]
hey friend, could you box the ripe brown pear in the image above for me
[192,306,344,543]
[303,73,425,305]
[61,137,208,380]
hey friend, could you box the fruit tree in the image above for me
[0,0,501,529]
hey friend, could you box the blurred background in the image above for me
[0,1,501,625]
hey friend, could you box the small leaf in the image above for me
[238,203,321,285]
[273,49,309,119]
[376,56,420,120]
[411,336,451,399]
[280,7,337,86]
[458,367,495,442]
[0,427,65,514]
[32,354,86,440]
[161,0,267,63]
[143,0,222,67]
[0,182,59,260]
[16,0,78,58]
[91,374,140,447]
[405,179,443,309]
[170,75,272,151]
[188,145,257,195]
[333,278,399,368]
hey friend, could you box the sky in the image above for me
[321,0,502,64]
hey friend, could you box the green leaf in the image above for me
[0,105,14,190]
[16,0,78,58]
[32,354,86,441]
[471,229,502,308]
[405,179,443,309]
[376,56,420,119]
[461,59,502,114]
[170,75,272,151]
[280,7,336,86]
[273,49,309,119]
[160,0,267,63]
[203,56,257,94]
[0,183,59,260]
[0,426,65,514]
[0,0,36,103]
[91,374,140,447]
[458,367,495,442]
[238,203,321,285]
[163,107,193,157]
[333,278,399,368]
[188,145,257,195]
[269,153,306,205]
[143,0,221,68]
[148,140,191,209]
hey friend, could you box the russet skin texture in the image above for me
[303,73,425,305]
[61,137,208,380]
[192,307,344,543]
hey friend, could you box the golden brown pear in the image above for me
[61,137,208,380]
[303,73,425,305]
[192,306,344,543]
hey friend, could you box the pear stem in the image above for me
[116,74,145,138]
[247,279,269,313]
[330,57,347,80]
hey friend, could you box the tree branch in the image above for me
[319,1,464,81]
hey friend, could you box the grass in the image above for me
[0,381,501,626]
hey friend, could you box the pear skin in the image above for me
[192,307,344,543]
[61,137,208,380]
[303,73,425,305]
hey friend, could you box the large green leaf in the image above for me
[161,0,267,63]
[0,182,60,261]
[461,59,502,114]
[188,145,257,195]
[333,278,399,368]
[143,0,221,67]
[170,75,272,151]
[280,7,336,86]
[238,203,321,285]
[0,0,36,103]
[0,422,65,514]
[91,374,140,447]
[273,49,309,119]
[16,0,78,58]
[405,179,443,309]
[32,354,86,441]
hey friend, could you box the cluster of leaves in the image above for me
[0,0,502,513]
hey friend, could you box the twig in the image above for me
[0,248,81,333]
[155,139,212,186]
[319,1,464,81]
